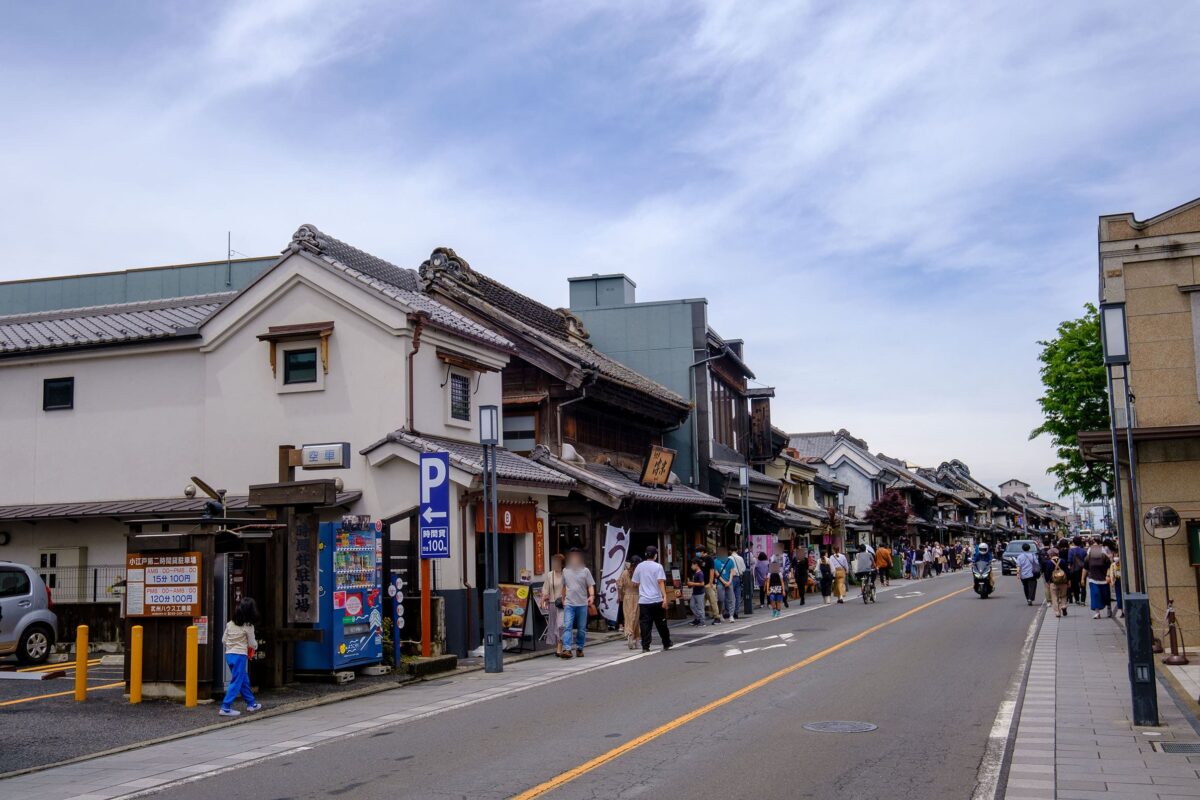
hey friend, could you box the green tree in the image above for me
[1030,303,1111,500]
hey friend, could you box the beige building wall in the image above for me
[1100,198,1200,646]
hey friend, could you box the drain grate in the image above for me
[803,720,878,733]
[1153,742,1200,754]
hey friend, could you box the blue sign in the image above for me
[419,452,451,559]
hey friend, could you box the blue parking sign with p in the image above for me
[419,452,451,559]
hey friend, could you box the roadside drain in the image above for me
[802,721,878,733]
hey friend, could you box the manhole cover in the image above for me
[803,721,878,733]
[1154,742,1200,754]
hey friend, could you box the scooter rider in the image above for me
[972,542,995,591]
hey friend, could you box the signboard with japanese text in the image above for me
[300,442,351,470]
[497,583,531,638]
[288,512,320,624]
[597,523,627,623]
[639,445,677,488]
[419,452,451,559]
[125,552,202,617]
[533,518,546,575]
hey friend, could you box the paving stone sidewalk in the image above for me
[1003,606,1200,799]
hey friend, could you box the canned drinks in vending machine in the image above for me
[295,515,383,671]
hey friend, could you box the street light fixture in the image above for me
[479,404,502,673]
[1100,300,1157,725]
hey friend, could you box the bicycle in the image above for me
[860,570,877,604]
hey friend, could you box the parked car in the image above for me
[1001,540,1041,576]
[0,561,58,664]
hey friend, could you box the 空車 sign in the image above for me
[125,552,202,617]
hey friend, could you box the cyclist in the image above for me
[854,543,877,603]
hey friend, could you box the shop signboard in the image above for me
[125,551,202,617]
[639,445,676,488]
[497,583,531,639]
[288,512,319,624]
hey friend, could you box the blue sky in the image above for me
[3,1,1200,501]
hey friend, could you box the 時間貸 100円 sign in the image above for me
[125,552,203,617]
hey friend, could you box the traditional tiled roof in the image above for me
[787,431,840,459]
[288,225,513,351]
[360,429,574,489]
[417,248,687,411]
[0,293,234,356]
[529,447,723,508]
[0,491,362,522]
[755,503,816,529]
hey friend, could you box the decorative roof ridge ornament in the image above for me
[419,247,476,286]
[290,224,323,254]
[556,307,590,343]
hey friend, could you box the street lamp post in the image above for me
[479,404,502,674]
[1100,301,1158,725]
[739,466,753,616]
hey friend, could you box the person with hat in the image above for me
[631,545,673,653]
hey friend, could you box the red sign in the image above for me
[474,501,537,534]
[533,518,546,576]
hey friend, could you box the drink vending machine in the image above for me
[295,515,384,671]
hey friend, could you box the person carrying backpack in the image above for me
[818,552,834,605]
[1067,536,1087,605]
[1046,545,1069,617]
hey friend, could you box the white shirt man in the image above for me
[631,546,673,652]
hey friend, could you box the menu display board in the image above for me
[126,552,202,617]
[497,583,531,639]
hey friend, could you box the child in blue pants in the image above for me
[220,597,262,716]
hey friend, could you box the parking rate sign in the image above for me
[419,451,451,559]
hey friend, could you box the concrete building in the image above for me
[1079,197,1200,646]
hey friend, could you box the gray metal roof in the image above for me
[0,491,362,522]
[0,256,277,317]
[360,429,574,489]
[0,293,234,357]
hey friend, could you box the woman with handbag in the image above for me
[540,554,567,656]
[615,556,642,649]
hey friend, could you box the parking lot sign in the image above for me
[419,451,450,559]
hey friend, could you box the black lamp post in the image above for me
[479,404,502,674]
[1100,300,1157,725]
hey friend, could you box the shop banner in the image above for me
[750,534,774,560]
[597,523,628,623]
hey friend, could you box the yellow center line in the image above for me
[16,659,102,673]
[511,585,970,800]
[0,681,124,707]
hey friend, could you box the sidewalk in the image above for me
[1002,607,1200,800]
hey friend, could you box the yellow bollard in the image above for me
[184,625,198,708]
[130,625,143,704]
[74,625,89,702]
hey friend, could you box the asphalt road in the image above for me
[160,572,1037,800]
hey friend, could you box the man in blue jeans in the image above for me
[713,546,736,621]
[559,548,595,659]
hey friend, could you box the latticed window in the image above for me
[450,373,471,421]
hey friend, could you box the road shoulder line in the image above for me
[972,602,1045,800]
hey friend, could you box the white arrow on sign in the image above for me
[422,507,448,524]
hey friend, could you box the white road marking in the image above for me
[971,606,1042,800]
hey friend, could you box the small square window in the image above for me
[43,377,74,410]
[450,373,471,421]
[283,348,318,385]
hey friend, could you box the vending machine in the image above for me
[295,516,384,671]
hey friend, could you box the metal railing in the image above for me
[38,565,125,603]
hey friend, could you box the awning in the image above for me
[529,447,724,510]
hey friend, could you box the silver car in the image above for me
[0,561,58,664]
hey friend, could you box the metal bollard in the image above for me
[130,625,143,704]
[74,625,89,702]
[184,625,198,708]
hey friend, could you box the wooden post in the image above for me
[421,558,432,658]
